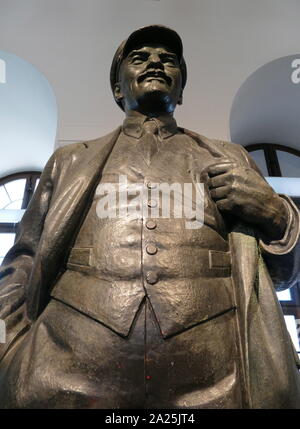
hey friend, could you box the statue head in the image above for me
[110,25,187,116]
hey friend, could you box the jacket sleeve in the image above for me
[0,149,59,361]
[238,145,300,290]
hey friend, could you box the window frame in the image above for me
[0,171,41,234]
[245,143,300,177]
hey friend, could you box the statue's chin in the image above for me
[136,90,174,115]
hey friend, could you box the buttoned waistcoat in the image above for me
[51,130,234,337]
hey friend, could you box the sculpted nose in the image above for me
[147,54,164,70]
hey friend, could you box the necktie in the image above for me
[138,120,159,166]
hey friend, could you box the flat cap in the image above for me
[110,25,187,110]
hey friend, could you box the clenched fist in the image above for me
[207,160,288,241]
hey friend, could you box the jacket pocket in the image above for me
[209,250,231,269]
[67,247,92,268]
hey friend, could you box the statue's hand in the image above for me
[207,160,288,240]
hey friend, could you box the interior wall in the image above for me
[0,51,57,175]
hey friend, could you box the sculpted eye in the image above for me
[165,58,175,64]
[161,55,177,66]
[131,55,147,64]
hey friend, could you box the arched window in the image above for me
[0,172,40,264]
[246,143,300,176]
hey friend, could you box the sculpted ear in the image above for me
[114,83,123,103]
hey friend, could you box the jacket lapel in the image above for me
[27,127,121,321]
[229,224,260,408]
[182,128,227,158]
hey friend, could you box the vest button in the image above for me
[146,181,157,189]
[146,244,157,255]
[145,219,157,230]
[146,271,158,285]
[148,200,157,208]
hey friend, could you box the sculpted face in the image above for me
[114,44,183,116]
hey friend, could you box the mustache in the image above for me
[137,70,172,86]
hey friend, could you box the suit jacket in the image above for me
[1,127,300,407]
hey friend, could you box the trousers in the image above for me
[0,298,243,408]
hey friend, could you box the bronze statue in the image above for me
[0,25,300,408]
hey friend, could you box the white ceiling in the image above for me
[1,0,300,170]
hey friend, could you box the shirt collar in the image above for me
[122,111,178,139]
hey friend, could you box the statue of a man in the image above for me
[0,25,300,409]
